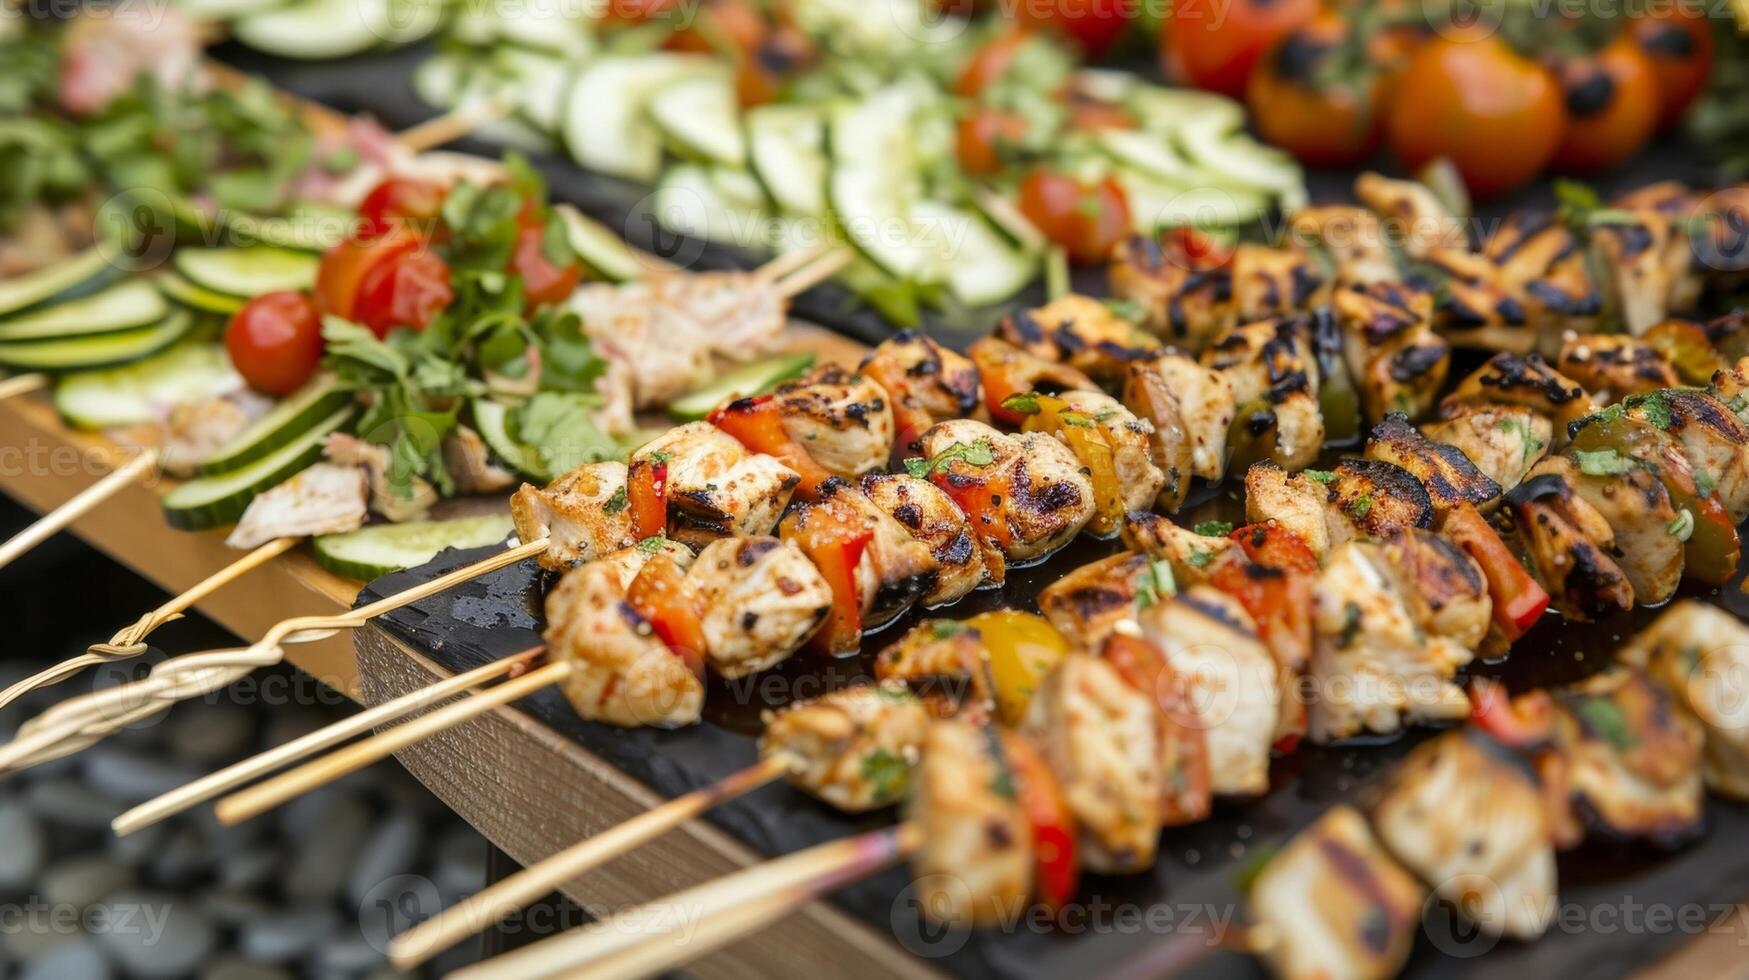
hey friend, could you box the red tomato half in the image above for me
[314,229,418,321]
[226,291,325,396]
[1016,168,1130,263]
[355,178,445,239]
[355,249,454,337]
[1013,0,1136,59]
[1632,2,1715,129]
[510,214,582,311]
[1160,0,1318,98]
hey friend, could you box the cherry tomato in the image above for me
[1386,34,1566,200]
[510,213,582,311]
[1160,0,1318,98]
[1013,0,1136,59]
[666,0,766,55]
[1065,94,1136,132]
[355,178,445,239]
[1016,168,1130,264]
[1246,14,1383,168]
[600,0,680,25]
[314,229,418,320]
[1552,31,1660,174]
[956,108,1029,177]
[354,249,453,337]
[1633,2,1715,129]
[955,29,1034,99]
[226,291,325,396]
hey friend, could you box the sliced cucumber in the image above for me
[53,342,239,430]
[649,73,746,167]
[497,49,572,134]
[232,0,390,59]
[1176,114,1302,204]
[653,165,773,252]
[912,201,1038,308]
[174,247,320,299]
[1130,86,1246,136]
[828,87,937,280]
[0,310,195,372]
[161,405,354,530]
[224,205,351,253]
[747,105,828,217]
[667,352,816,421]
[469,400,545,480]
[1098,129,1211,186]
[1117,174,1271,231]
[554,205,647,283]
[0,248,117,318]
[175,0,289,19]
[156,272,247,316]
[313,513,517,581]
[0,280,169,342]
[196,373,350,476]
[560,54,715,182]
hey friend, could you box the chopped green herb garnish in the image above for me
[1187,548,1214,568]
[1667,509,1695,542]
[1574,696,1637,750]
[860,749,909,803]
[1134,559,1177,610]
[908,438,997,478]
[1695,469,1718,498]
[1194,520,1234,538]
[1104,298,1147,323]
[636,535,666,553]
[931,620,969,639]
[1626,391,1674,430]
[1000,391,1042,415]
[1339,601,1363,648]
[603,485,629,513]
[1574,448,1637,476]
[1305,469,1337,484]
[1350,495,1374,520]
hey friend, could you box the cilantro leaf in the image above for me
[1194,520,1234,537]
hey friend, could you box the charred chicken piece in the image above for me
[1590,215,1678,336]
[770,365,895,478]
[1288,205,1398,286]
[1481,211,1602,338]
[1120,511,1238,588]
[857,330,983,459]
[1334,280,1450,422]
[510,461,636,571]
[1365,413,1502,519]
[1248,805,1425,980]
[1624,389,1749,523]
[1370,731,1556,940]
[685,535,831,678]
[1619,601,1749,802]
[907,719,1033,928]
[995,293,1162,384]
[1230,242,1326,322]
[1030,389,1166,525]
[1504,471,1637,621]
[1036,551,1158,650]
[1107,232,1235,351]
[1319,458,1436,545]
[569,282,714,408]
[633,422,800,542]
[1372,528,1493,651]
[1355,172,1468,259]
[1127,353,1235,484]
[1244,462,1335,559]
[1532,454,1682,605]
[874,619,995,716]
[759,683,933,812]
[1442,352,1596,443]
[1554,333,1678,402]
[1203,316,1325,470]
[918,419,1095,575]
[1420,403,1552,493]
[859,473,987,607]
[544,561,705,729]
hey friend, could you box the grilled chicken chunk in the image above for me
[1356,172,1468,259]
[1107,232,1235,350]
[1424,245,1536,354]
[1620,601,1749,801]
[1042,389,1166,521]
[1022,653,1165,873]
[648,269,787,358]
[1481,211,1602,338]
[685,536,831,678]
[1627,389,1749,523]
[1373,529,1492,650]
[570,282,714,407]
[1613,180,1706,313]
[160,390,271,478]
[1309,542,1472,742]
[1532,454,1682,605]
[759,683,933,812]
[1131,353,1235,481]
[1370,731,1557,940]
[633,422,799,541]
[1099,633,1213,825]
[779,481,938,630]
[875,619,995,715]
[1707,356,1749,428]
[226,463,368,551]
[967,336,1098,410]
[919,419,1095,574]
[1320,459,1436,545]
[1120,511,1238,587]
[860,473,987,606]
[1288,205,1397,286]
[1505,471,1637,621]
[995,293,1162,383]
[1555,333,1678,401]
[1334,280,1450,422]
[509,461,634,571]
[545,561,704,728]
[771,365,895,478]
[908,719,1033,927]
[1442,353,1596,442]
[1365,413,1502,518]
[1119,363,1194,511]
[1244,463,1334,558]
[1037,551,1156,650]
[1591,216,1678,336]
[1230,242,1325,321]
[1544,669,1706,847]
[1203,316,1325,470]
[1248,805,1425,980]
[1421,403,1552,493]
[1138,587,1278,796]
[857,330,983,458]
[596,536,696,588]
[442,425,517,495]
[326,433,436,523]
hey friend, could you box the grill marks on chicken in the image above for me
[758,684,932,813]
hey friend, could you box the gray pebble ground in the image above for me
[0,502,490,978]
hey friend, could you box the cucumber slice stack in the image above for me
[161,404,356,530]
[194,374,351,475]
[173,247,320,300]
[313,513,517,581]
[53,342,242,431]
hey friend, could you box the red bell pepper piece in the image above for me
[626,456,669,540]
[998,730,1079,915]
[1443,502,1550,642]
[1227,523,1318,574]
[786,507,873,654]
[709,395,834,497]
[625,554,706,680]
[1468,676,1554,750]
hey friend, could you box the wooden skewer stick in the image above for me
[751,241,835,283]
[451,823,922,980]
[396,96,516,155]
[389,753,794,970]
[0,537,549,774]
[214,657,573,825]
[0,373,48,402]
[0,536,299,712]
[0,448,160,572]
[773,247,855,300]
[110,645,545,836]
